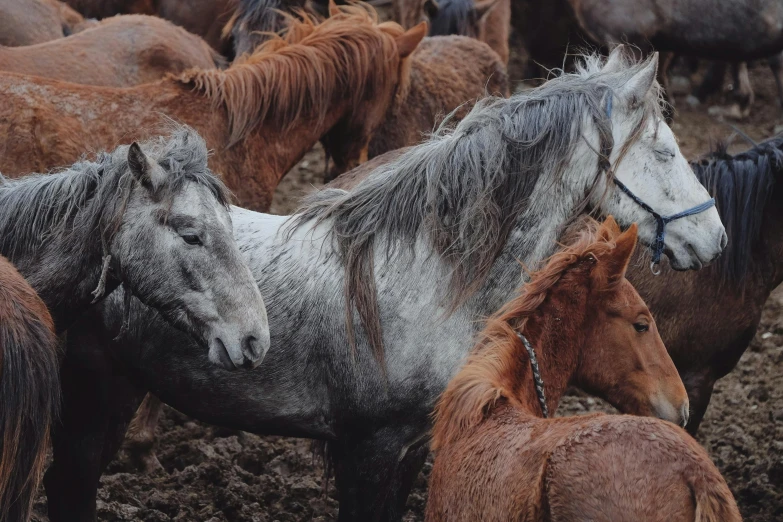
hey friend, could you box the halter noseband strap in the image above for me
[612,179,715,274]
[603,92,716,275]
[516,332,548,418]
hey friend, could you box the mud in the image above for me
[32,55,783,522]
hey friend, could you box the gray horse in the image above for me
[0,126,269,366]
[54,49,725,521]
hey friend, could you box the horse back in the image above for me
[544,415,740,522]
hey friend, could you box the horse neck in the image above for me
[505,294,588,417]
[0,185,113,333]
[475,149,601,314]
[217,98,353,210]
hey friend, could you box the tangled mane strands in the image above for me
[223,0,289,40]
[430,218,622,450]
[291,51,663,366]
[178,4,407,147]
[691,134,783,284]
[0,126,229,263]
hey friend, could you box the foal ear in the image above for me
[328,0,341,17]
[616,53,658,108]
[603,223,638,281]
[128,142,167,192]
[598,216,621,242]
[396,22,427,58]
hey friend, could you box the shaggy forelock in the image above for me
[0,126,229,261]
[290,51,662,362]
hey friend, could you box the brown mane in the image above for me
[176,4,408,146]
[431,218,623,450]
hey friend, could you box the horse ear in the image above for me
[396,22,427,58]
[603,222,638,281]
[474,0,499,20]
[602,44,626,73]
[616,53,658,108]
[328,0,340,17]
[423,0,439,19]
[128,142,167,192]
[597,215,621,242]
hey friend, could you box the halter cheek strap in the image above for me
[603,93,716,275]
[516,332,548,418]
[612,178,715,275]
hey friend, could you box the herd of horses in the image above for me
[1,0,783,520]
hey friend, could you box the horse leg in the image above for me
[768,52,783,108]
[44,349,146,522]
[694,61,727,102]
[332,427,429,522]
[681,371,716,436]
[731,62,754,116]
[125,393,165,473]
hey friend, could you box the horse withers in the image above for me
[427,218,740,522]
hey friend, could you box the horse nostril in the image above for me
[242,335,260,358]
[719,230,728,250]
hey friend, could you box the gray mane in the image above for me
[290,52,662,362]
[0,126,229,263]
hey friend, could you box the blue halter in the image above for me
[603,94,716,274]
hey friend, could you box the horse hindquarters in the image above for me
[0,289,59,522]
[545,419,739,522]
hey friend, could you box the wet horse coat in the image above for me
[0,15,223,87]
[427,219,739,522]
[58,49,725,522]
[0,6,424,211]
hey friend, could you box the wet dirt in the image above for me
[32,55,783,522]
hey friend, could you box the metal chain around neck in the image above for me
[516,332,548,418]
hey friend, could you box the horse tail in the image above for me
[0,259,60,522]
[688,465,742,522]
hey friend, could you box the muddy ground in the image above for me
[33,52,783,522]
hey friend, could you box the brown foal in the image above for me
[427,218,740,522]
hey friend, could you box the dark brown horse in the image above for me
[0,0,94,46]
[0,256,59,522]
[324,34,508,180]
[0,5,425,210]
[0,15,223,87]
[427,0,510,64]
[427,218,739,522]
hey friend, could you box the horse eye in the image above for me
[654,149,674,161]
[181,233,202,246]
[633,322,649,333]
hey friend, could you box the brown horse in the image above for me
[64,0,238,54]
[426,218,739,522]
[0,5,425,211]
[0,0,95,46]
[324,34,508,179]
[0,15,223,87]
[0,255,59,522]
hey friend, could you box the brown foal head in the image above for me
[433,217,689,450]
[573,219,689,426]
